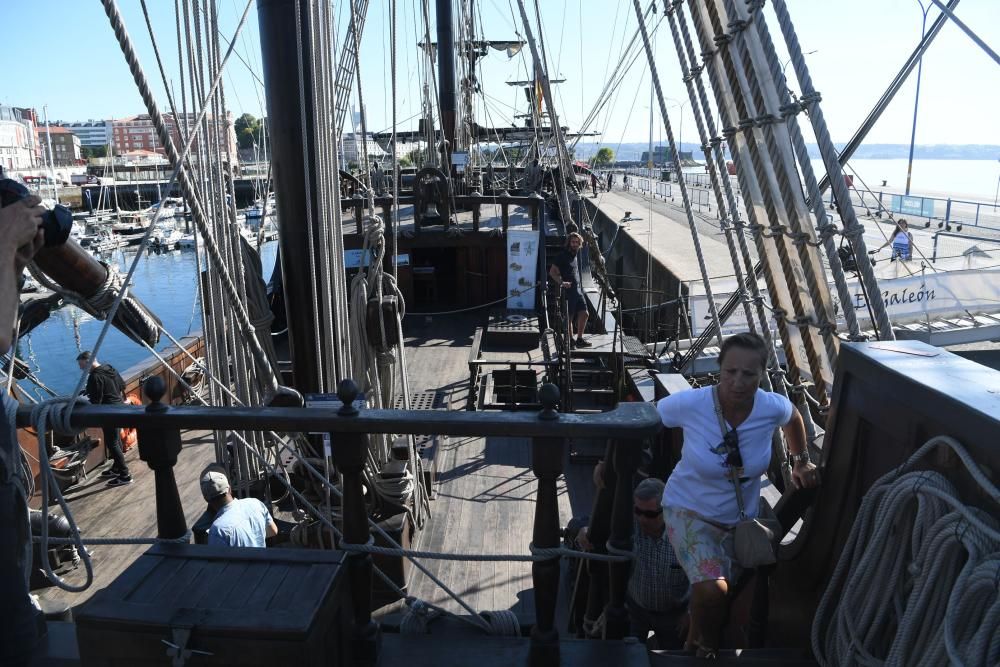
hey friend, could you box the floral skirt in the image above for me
[663,506,743,585]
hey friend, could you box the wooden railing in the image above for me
[17,377,659,665]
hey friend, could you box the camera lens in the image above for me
[41,205,73,247]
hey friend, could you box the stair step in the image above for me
[649,648,817,666]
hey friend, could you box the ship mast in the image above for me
[435,0,457,170]
[257,0,350,394]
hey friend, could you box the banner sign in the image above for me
[889,194,934,218]
[506,229,540,309]
[688,269,1000,335]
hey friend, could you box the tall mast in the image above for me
[42,105,59,203]
[258,0,347,394]
[435,0,457,169]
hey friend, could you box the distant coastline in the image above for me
[576,142,1000,162]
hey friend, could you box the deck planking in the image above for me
[33,429,219,611]
[377,315,597,629]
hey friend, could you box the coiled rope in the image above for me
[812,435,1000,666]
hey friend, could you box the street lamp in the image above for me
[993,157,1000,211]
[780,49,818,96]
[905,0,931,196]
[665,98,689,165]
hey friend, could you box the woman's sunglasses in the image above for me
[722,429,743,469]
[633,506,663,519]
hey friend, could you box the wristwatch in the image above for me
[789,451,810,466]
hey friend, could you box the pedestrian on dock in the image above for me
[76,351,132,487]
[591,172,599,198]
[1,189,46,666]
[607,172,614,192]
[548,232,591,348]
[623,173,630,192]
[871,218,913,261]
[200,465,278,548]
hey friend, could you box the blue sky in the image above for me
[1,0,997,148]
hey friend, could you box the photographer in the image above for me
[1,193,46,666]
[1,195,45,350]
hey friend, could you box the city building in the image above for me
[341,132,388,166]
[0,105,37,170]
[640,145,671,166]
[639,145,694,166]
[59,120,113,148]
[35,125,82,166]
[112,112,238,160]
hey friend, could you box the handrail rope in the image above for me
[404,283,540,316]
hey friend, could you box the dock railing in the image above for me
[18,377,660,665]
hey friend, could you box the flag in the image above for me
[534,70,544,118]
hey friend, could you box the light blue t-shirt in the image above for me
[657,387,793,526]
[207,497,272,548]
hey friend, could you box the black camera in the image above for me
[0,178,73,247]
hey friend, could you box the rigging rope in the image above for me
[101,0,289,401]
[630,0,723,347]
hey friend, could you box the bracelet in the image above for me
[789,451,810,466]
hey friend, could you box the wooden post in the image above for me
[330,379,380,665]
[354,199,364,235]
[583,441,615,634]
[530,194,543,231]
[382,197,395,261]
[137,377,187,541]
[604,438,638,639]
[530,384,563,665]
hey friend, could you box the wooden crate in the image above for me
[75,543,350,666]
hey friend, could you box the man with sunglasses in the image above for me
[578,477,689,648]
[656,332,819,657]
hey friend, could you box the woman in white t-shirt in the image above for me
[656,332,819,657]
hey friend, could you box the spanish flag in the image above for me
[534,69,544,118]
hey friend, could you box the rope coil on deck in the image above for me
[812,436,1000,666]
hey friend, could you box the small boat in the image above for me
[176,233,198,248]
[244,193,275,228]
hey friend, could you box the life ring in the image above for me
[119,394,141,452]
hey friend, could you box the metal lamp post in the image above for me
[781,50,818,94]
[994,158,1000,211]
[665,98,689,165]
[905,0,931,196]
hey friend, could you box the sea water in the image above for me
[809,158,1000,202]
[14,158,1000,397]
[15,242,278,399]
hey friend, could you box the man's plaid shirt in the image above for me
[627,520,689,612]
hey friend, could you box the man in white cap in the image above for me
[200,465,277,548]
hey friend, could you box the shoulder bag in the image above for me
[712,387,782,568]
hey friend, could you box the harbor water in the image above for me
[13,160,1000,399]
[16,241,278,399]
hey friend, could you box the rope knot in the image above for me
[799,91,822,106]
[727,18,749,34]
[779,102,801,119]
